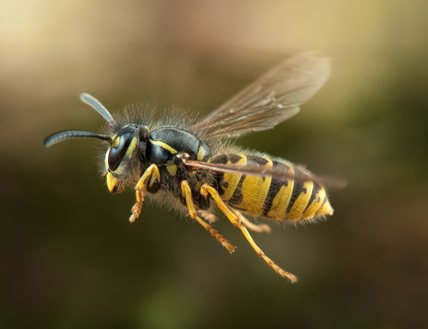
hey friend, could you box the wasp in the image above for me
[45,52,333,282]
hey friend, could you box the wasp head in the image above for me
[45,93,150,194]
[105,124,149,193]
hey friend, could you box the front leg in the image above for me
[129,164,161,223]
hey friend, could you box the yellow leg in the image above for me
[129,164,161,223]
[233,210,271,233]
[201,184,297,283]
[130,189,145,223]
[198,210,218,224]
[181,181,236,253]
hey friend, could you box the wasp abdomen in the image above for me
[210,153,333,222]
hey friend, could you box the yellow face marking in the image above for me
[197,145,206,160]
[125,137,137,159]
[107,172,119,193]
[267,164,294,219]
[287,181,314,221]
[302,188,326,220]
[112,134,119,148]
[150,139,177,154]
[166,164,178,176]
[107,160,125,175]
[221,154,247,201]
[234,157,273,216]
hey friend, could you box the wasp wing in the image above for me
[184,160,346,189]
[190,52,330,139]
[184,160,308,183]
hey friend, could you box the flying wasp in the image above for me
[45,52,333,282]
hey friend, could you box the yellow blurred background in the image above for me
[1,1,428,328]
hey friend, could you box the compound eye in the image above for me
[108,131,133,171]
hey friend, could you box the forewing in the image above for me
[190,52,330,138]
[184,160,346,189]
[185,160,307,183]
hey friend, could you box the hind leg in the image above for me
[200,184,297,282]
[233,211,271,233]
[181,180,236,253]
[198,210,218,224]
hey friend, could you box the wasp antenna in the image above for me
[44,130,112,147]
[80,92,113,122]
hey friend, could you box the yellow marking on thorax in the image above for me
[166,164,178,176]
[267,165,294,219]
[197,145,206,160]
[125,137,138,158]
[287,181,314,221]
[302,187,326,220]
[235,157,273,217]
[221,154,247,201]
[150,139,177,154]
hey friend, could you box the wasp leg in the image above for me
[181,181,236,253]
[198,210,218,224]
[232,210,271,233]
[200,184,297,282]
[129,164,161,223]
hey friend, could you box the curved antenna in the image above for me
[80,92,113,122]
[44,130,112,147]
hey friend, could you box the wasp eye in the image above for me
[108,131,133,171]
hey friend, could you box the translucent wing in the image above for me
[185,159,303,181]
[184,160,346,189]
[190,52,330,139]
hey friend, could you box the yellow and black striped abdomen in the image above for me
[209,153,333,222]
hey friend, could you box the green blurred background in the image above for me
[1,1,428,328]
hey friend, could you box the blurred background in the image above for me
[1,0,428,328]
